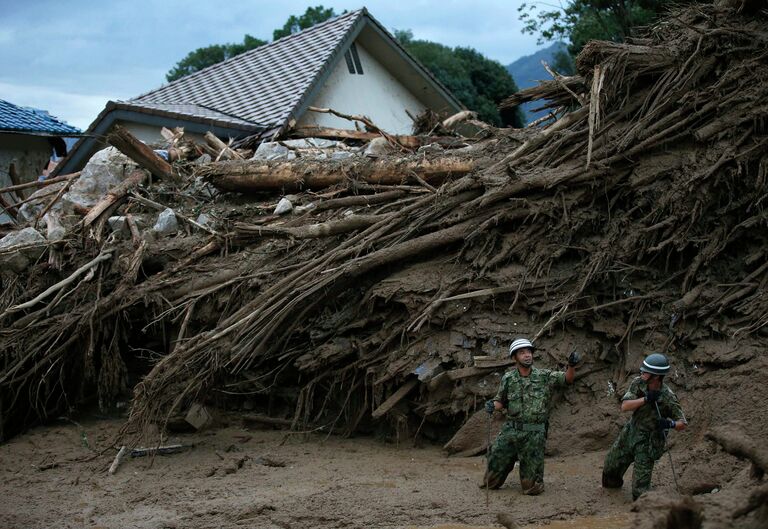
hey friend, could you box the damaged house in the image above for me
[56,8,462,176]
[0,100,81,224]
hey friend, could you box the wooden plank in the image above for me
[371,378,419,419]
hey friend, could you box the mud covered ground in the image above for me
[2,338,766,529]
[3,338,766,529]
[0,412,706,529]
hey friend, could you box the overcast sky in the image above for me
[0,0,544,130]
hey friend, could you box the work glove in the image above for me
[567,351,581,366]
[658,418,676,430]
[644,389,660,404]
[485,400,496,415]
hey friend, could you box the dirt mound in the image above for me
[1,3,767,526]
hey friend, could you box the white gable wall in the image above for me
[298,41,426,134]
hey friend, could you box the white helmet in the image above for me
[509,338,534,357]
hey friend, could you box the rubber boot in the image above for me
[521,479,544,495]
[602,472,623,489]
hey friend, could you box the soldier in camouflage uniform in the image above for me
[481,338,579,495]
[602,353,687,500]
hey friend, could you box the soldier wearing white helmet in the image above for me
[602,352,688,500]
[481,337,579,495]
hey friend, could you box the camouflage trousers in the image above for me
[482,420,547,495]
[602,422,666,500]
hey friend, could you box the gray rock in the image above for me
[274,197,293,215]
[66,147,136,210]
[252,142,296,161]
[153,208,179,236]
[0,227,47,273]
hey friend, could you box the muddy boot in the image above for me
[521,479,544,495]
[602,472,623,489]
[479,470,506,490]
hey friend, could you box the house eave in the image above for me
[53,102,264,176]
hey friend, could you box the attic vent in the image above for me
[344,43,364,75]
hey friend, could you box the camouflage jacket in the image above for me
[622,376,685,432]
[493,367,567,424]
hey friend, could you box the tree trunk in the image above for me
[204,158,475,192]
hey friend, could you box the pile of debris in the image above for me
[1,2,767,524]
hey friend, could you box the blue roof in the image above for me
[0,99,81,135]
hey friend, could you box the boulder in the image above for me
[0,227,47,273]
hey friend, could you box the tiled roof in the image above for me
[113,101,259,129]
[0,99,81,135]
[131,9,363,129]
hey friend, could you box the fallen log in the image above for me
[81,169,147,228]
[107,125,177,182]
[203,157,475,192]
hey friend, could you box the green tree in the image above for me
[395,30,524,128]
[518,0,695,61]
[166,34,266,82]
[166,6,337,82]
[273,6,337,40]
